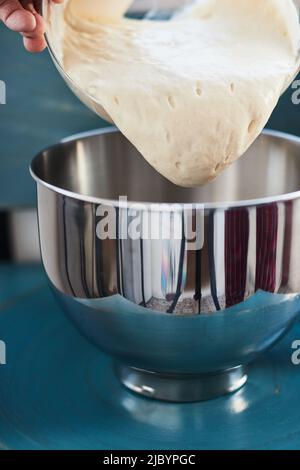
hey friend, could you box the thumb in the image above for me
[0,0,36,32]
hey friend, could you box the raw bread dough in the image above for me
[48,0,300,187]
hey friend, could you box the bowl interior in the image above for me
[31,129,300,205]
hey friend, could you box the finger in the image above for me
[22,8,45,36]
[23,34,46,53]
[21,1,64,53]
[21,11,46,52]
[0,0,36,32]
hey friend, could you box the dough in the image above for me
[48,0,300,187]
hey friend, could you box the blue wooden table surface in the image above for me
[0,264,300,450]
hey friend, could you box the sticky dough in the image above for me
[48,0,300,187]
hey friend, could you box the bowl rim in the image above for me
[30,127,300,211]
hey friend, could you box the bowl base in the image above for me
[115,364,248,402]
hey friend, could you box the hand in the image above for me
[0,0,63,52]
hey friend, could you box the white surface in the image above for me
[9,209,40,263]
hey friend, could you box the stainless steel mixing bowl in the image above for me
[30,128,300,402]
